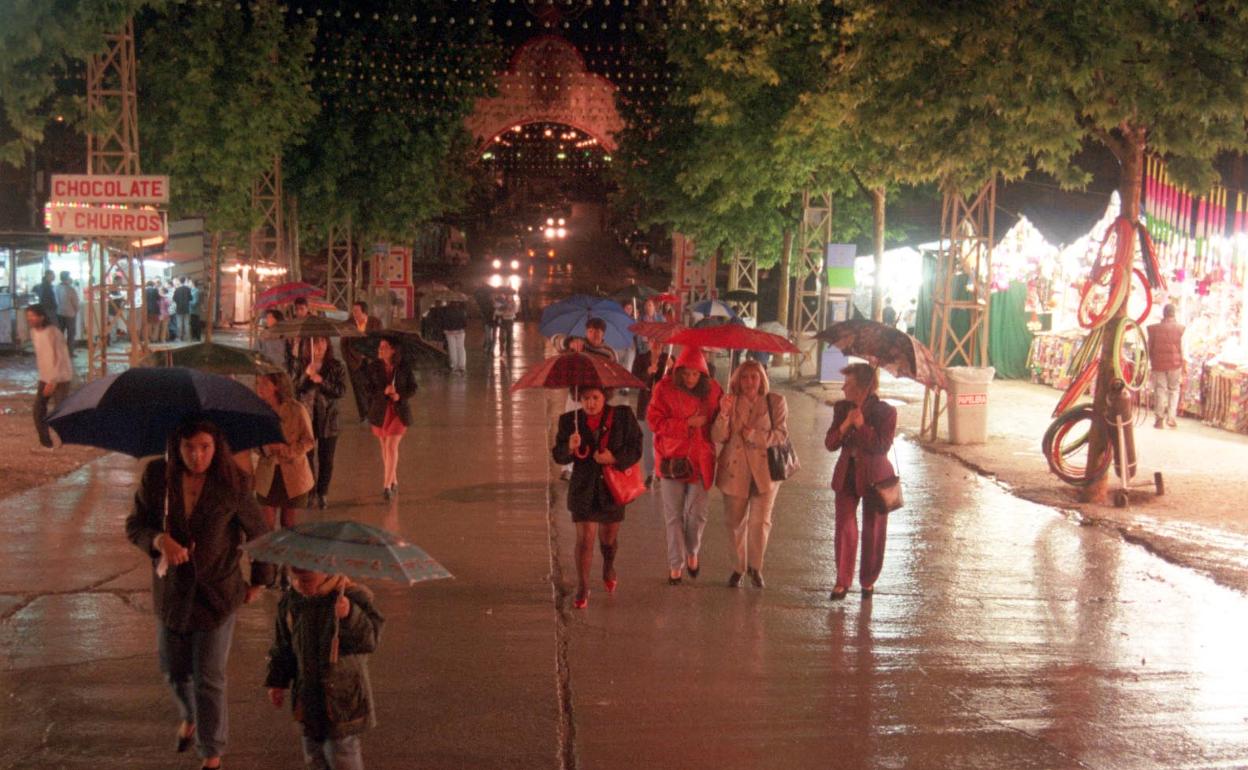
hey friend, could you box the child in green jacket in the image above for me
[266,568,384,769]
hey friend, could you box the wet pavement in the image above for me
[0,316,1245,769]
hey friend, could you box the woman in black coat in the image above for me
[366,336,418,499]
[125,417,274,769]
[295,336,347,510]
[552,385,643,609]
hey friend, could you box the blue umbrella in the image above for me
[691,299,738,320]
[241,520,453,586]
[539,295,635,349]
[48,367,283,458]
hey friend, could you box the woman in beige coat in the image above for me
[712,360,789,588]
[254,371,316,530]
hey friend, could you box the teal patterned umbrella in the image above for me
[242,521,452,586]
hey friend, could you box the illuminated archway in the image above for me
[466,35,623,153]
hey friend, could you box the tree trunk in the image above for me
[777,227,793,325]
[870,187,886,321]
[204,232,220,343]
[1081,128,1145,503]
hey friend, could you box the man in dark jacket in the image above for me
[343,301,383,422]
[442,300,468,373]
[1147,303,1186,429]
[172,278,193,341]
[36,270,58,318]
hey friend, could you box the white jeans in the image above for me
[1151,369,1182,421]
[445,330,466,371]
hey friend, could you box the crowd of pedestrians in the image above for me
[19,282,904,769]
[545,309,898,608]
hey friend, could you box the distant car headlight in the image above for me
[556,227,566,238]
[491,258,502,269]
[488,274,503,288]
[558,218,565,226]
[544,227,556,239]
[510,259,520,270]
[508,275,522,290]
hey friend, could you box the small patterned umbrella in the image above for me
[690,299,737,319]
[511,351,644,392]
[241,520,452,586]
[261,315,365,340]
[628,320,687,345]
[815,319,948,390]
[255,282,325,311]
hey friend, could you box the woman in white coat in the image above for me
[711,360,789,588]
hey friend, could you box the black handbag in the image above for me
[764,394,800,481]
[868,445,903,512]
[659,457,693,479]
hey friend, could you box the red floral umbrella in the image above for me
[628,320,687,345]
[654,292,680,304]
[511,352,644,392]
[254,281,325,310]
[814,319,947,390]
[669,325,799,354]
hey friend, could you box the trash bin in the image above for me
[945,366,995,444]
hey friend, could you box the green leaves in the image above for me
[138,1,317,234]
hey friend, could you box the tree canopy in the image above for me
[0,0,158,166]
[138,1,317,234]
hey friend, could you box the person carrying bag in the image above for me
[552,386,643,609]
[647,346,722,585]
[824,363,899,602]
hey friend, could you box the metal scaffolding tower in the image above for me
[326,218,354,310]
[727,251,759,321]
[789,189,832,375]
[921,178,997,441]
[84,20,143,379]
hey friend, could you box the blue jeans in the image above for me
[302,734,364,770]
[157,613,237,760]
[640,423,656,479]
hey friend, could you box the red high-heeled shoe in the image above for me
[573,589,589,609]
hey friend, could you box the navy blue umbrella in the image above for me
[48,367,283,458]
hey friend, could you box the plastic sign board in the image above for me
[50,174,169,204]
[825,243,857,290]
[45,205,166,239]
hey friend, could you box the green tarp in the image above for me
[915,254,1033,379]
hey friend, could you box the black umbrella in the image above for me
[48,367,284,458]
[137,342,282,376]
[357,328,448,366]
[611,284,660,305]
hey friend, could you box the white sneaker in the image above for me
[559,469,572,482]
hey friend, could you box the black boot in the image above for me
[600,541,618,592]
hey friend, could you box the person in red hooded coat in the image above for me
[647,347,723,584]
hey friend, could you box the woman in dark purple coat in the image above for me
[824,363,897,601]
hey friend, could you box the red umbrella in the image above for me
[669,325,799,354]
[628,320,688,345]
[814,319,947,390]
[255,281,326,310]
[654,292,680,304]
[511,352,644,392]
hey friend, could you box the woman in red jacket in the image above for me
[824,363,897,601]
[647,347,722,584]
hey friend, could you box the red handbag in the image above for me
[585,408,646,506]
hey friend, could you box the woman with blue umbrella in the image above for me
[126,417,276,769]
